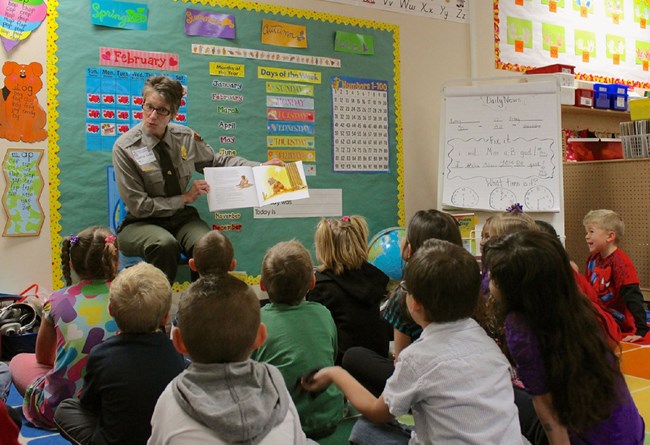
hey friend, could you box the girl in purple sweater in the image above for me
[485,230,644,445]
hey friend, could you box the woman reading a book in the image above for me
[112,75,282,283]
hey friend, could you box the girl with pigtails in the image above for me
[9,226,119,429]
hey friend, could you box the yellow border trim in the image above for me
[48,0,63,290]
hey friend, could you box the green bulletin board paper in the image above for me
[52,0,402,286]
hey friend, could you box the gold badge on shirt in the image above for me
[181,145,188,160]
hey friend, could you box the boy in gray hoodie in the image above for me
[148,273,308,445]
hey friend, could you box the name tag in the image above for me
[133,147,156,166]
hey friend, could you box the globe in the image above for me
[368,227,406,281]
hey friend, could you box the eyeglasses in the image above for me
[142,103,172,116]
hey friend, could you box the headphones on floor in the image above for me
[0,301,41,336]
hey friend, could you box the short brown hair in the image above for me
[404,239,479,323]
[192,230,234,276]
[109,262,171,333]
[178,274,259,363]
[142,75,183,115]
[315,215,369,275]
[262,240,313,305]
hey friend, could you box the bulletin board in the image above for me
[48,1,403,289]
[439,77,563,212]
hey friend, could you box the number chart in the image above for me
[331,76,389,172]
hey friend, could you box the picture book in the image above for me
[204,161,309,211]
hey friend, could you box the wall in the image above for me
[0,20,50,295]
[0,0,471,293]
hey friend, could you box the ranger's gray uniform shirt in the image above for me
[112,122,258,219]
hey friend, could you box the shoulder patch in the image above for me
[194,131,203,142]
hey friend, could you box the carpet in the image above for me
[4,347,647,445]
[6,384,67,445]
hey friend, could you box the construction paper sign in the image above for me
[267,122,315,135]
[91,0,148,30]
[209,62,244,77]
[266,108,315,122]
[267,136,315,148]
[258,67,321,84]
[261,19,307,48]
[0,0,46,52]
[2,149,44,236]
[334,31,375,55]
[185,8,235,39]
[100,47,179,71]
[266,82,313,96]
[1,61,47,143]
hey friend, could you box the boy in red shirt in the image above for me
[584,209,648,342]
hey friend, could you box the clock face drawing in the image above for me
[489,187,517,210]
[524,185,555,211]
[450,187,479,208]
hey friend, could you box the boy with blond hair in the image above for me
[584,209,648,342]
[252,240,344,439]
[149,274,308,444]
[54,262,185,445]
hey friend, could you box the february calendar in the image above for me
[331,76,390,172]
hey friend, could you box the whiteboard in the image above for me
[439,79,562,212]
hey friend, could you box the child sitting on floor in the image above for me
[487,230,644,444]
[583,209,648,342]
[188,230,236,277]
[252,240,344,439]
[10,226,119,429]
[302,239,526,445]
[148,274,310,444]
[54,262,185,445]
[307,215,391,365]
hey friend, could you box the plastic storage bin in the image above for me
[575,88,594,107]
[567,138,623,161]
[526,64,575,74]
[621,134,650,158]
[594,91,610,109]
[610,94,628,111]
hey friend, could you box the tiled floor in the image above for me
[620,342,650,444]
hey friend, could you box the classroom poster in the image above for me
[331,76,390,172]
[495,0,650,87]
[2,149,44,236]
[0,0,47,52]
[85,68,187,151]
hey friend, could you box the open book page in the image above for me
[204,162,310,211]
[204,166,259,211]
[251,161,310,206]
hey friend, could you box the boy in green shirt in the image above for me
[252,240,344,439]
